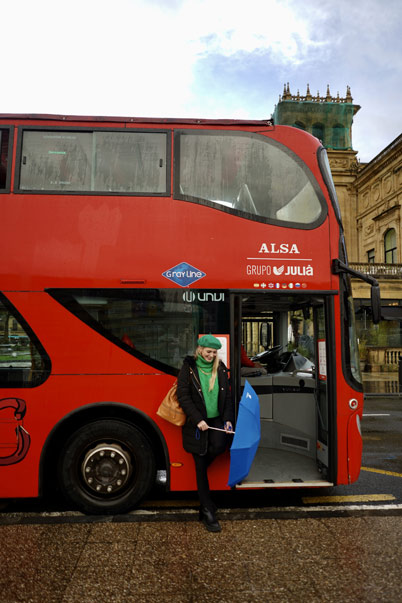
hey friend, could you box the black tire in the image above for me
[58,419,155,515]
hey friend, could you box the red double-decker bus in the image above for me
[0,114,379,513]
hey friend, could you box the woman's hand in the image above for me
[224,421,233,432]
[197,420,209,431]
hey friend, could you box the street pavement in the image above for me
[2,388,402,602]
[1,513,402,602]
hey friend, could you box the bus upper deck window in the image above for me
[175,131,326,228]
[0,129,10,190]
[19,130,168,194]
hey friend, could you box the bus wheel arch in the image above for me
[41,404,169,514]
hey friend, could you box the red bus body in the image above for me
[0,114,364,513]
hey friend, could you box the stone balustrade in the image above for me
[349,263,402,278]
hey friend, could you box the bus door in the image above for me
[232,292,333,488]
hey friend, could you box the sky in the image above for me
[2,0,401,162]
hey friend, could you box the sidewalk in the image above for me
[1,514,402,602]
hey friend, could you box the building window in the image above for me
[384,228,397,264]
[332,124,347,149]
[312,123,324,143]
[367,249,375,263]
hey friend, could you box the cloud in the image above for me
[251,0,402,161]
[1,0,400,161]
[2,0,197,115]
[188,0,326,63]
[0,0,313,118]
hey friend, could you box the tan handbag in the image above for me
[156,382,186,426]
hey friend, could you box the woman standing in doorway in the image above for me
[177,334,234,532]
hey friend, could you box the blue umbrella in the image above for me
[228,380,260,487]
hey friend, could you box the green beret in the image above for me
[197,334,222,349]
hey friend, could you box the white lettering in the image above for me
[247,265,272,276]
[183,292,225,303]
[284,265,314,276]
[199,292,218,301]
[258,243,300,254]
[167,269,202,278]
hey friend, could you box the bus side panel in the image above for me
[333,295,364,485]
[334,384,363,486]
[347,411,363,484]
[2,195,333,292]
[169,449,231,493]
[0,293,176,498]
[0,291,234,498]
[0,375,228,498]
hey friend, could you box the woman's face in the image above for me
[200,347,218,363]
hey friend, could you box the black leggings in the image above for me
[192,416,228,510]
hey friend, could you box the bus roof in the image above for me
[0,113,274,127]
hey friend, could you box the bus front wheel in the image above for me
[58,419,155,514]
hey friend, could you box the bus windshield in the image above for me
[175,131,326,226]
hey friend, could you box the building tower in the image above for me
[273,83,361,261]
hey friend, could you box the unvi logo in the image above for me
[183,291,225,303]
[162,262,206,287]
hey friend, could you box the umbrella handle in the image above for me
[208,426,235,434]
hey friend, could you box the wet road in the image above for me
[1,394,402,602]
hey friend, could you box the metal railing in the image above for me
[349,263,402,278]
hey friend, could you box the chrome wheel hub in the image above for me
[81,443,131,495]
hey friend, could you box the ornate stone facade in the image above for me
[327,149,360,261]
[273,85,402,377]
[273,83,362,261]
[355,135,402,262]
[273,84,402,296]
[273,83,360,150]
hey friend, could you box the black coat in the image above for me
[177,355,234,454]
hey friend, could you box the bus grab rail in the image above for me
[332,259,381,324]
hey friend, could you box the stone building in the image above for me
[352,134,402,375]
[273,84,402,381]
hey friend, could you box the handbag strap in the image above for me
[189,368,201,388]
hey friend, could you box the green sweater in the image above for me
[195,355,219,418]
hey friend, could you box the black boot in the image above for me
[199,506,221,533]
[198,501,217,519]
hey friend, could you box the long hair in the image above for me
[195,346,220,392]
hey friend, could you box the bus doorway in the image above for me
[232,292,334,488]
